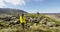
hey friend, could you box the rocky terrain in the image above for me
[0,8,60,32]
[0,13,60,32]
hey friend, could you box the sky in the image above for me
[0,0,60,13]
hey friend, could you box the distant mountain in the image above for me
[39,13,60,15]
[0,8,27,14]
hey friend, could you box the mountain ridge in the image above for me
[0,8,27,14]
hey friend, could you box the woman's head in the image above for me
[21,13,24,16]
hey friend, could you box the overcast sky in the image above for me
[0,0,60,13]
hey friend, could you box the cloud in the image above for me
[0,0,26,8]
[4,0,25,5]
[0,0,6,8]
[34,0,44,2]
[25,0,30,2]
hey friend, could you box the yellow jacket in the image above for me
[20,16,26,23]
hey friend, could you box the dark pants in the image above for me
[21,23,25,30]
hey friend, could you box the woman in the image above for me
[20,13,26,30]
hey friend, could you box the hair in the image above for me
[21,13,24,16]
